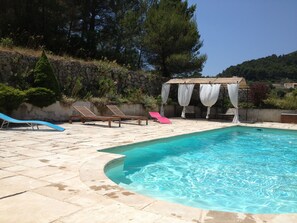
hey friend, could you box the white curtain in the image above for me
[199,84,221,119]
[227,83,240,123]
[160,84,171,116]
[178,84,195,118]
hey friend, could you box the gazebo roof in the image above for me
[166,76,248,88]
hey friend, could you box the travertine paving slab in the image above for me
[33,176,90,202]
[13,157,51,168]
[0,192,80,223]
[33,183,80,201]
[64,190,112,207]
[3,140,40,147]
[3,164,30,172]
[40,171,77,183]
[0,150,19,158]
[155,216,192,223]
[2,154,31,161]
[19,165,63,178]
[0,170,15,179]
[60,203,162,223]
[0,175,49,198]
[15,149,54,157]
[0,160,14,168]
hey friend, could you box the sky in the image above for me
[187,0,297,76]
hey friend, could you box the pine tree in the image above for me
[143,0,206,77]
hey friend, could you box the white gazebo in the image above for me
[160,77,248,123]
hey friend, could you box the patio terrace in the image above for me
[0,119,297,223]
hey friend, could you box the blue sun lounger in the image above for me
[0,113,65,131]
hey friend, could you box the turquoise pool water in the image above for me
[104,126,297,214]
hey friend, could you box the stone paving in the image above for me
[0,118,297,223]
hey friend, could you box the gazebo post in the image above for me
[164,77,247,120]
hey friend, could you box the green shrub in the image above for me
[111,95,130,104]
[124,88,143,103]
[0,37,14,48]
[292,89,297,97]
[89,97,109,115]
[264,89,297,109]
[118,88,159,110]
[97,76,116,97]
[142,95,159,111]
[59,95,77,107]
[0,84,25,113]
[264,97,297,109]
[239,102,254,109]
[71,78,83,98]
[25,87,56,108]
[8,69,34,90]
[33,51,61,98]
[276,89,286,98]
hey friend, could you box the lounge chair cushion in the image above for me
[149,112,171,124]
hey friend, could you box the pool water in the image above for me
[104,126,297,214]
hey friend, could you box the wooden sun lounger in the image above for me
[69,106,121,127]
[106,105,148,125]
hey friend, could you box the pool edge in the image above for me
[80,123,297,223]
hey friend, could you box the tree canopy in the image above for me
[218,51,297,82]
[142,0,206,77]
[0,0,206,77]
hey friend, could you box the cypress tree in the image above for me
[33,51,61,99]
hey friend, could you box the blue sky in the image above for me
[187,0,297,76]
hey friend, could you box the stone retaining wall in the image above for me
[11,100,296,123]
[0,49,164,96]
[12,102,148,122]
[238,108,297,123]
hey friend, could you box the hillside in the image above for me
[217,51,297,82]
[0,47,163,98]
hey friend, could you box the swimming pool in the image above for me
[104,126,297,214]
